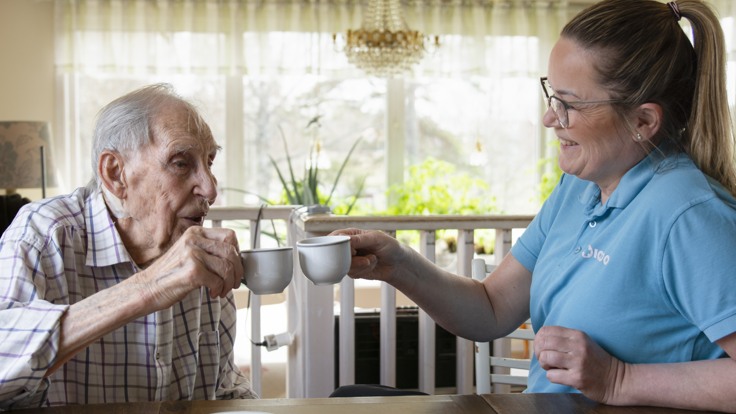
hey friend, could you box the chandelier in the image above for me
[334,0,438,77]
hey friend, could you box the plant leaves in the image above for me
[343,174,367,215]
[277,125,302,204]
[324,136,362,206]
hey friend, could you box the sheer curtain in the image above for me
[56,0,736,213]
[54,0,574,74]
[712,0,736,107]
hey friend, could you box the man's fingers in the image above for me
[190,251,237,298]
[192,226,240,248]
[183,228,243,295]
[186,228,242,269]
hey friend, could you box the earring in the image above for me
[635,132,643,141]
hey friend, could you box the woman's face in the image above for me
[544,37,647,200]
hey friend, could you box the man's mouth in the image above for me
[183,215,206,225]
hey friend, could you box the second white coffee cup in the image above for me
[296,235,351,285]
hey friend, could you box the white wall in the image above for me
[0,0,56,199]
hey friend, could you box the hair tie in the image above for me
[667,1,682,22]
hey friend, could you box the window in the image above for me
[53,1,626,215]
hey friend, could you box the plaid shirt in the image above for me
[0,185,255,409]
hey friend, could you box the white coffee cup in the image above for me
[296,235,351,285]
[240,246,294,295]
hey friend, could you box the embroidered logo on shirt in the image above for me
[580,244,610,265]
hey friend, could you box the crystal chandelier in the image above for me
[334,0,438,77]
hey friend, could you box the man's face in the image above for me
[119,103,219,264]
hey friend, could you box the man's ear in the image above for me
[634,103,663,142]
[98,150,127,199]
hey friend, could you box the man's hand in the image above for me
[136,226,243,310]
[49,226,242,377]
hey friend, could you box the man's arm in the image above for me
[0,301,65,409]
[47,277,150,376]
[48,226,244,376]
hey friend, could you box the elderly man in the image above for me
[0,84,256,409]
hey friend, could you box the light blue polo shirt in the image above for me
[512,149,736,393]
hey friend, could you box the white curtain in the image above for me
[54,0,736,211]
[54,0,576,212]
[55,0,574,76]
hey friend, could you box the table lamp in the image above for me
[0,121,56,198]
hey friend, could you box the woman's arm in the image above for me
[336,229,532,341]
[618,332,736,412]
[535,326,736,413]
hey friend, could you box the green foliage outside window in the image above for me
[538,140,563,202]
[380,157,499,254]
[382,157,497,216]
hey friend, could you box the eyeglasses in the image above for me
[540,77,621,128]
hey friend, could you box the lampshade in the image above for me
[0,121,56,196]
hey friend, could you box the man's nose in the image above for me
[195,167,218,204]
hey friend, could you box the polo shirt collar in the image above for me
[579,147,683,219]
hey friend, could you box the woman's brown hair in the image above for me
[562,0,736,195]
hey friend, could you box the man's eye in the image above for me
[173,160,189,169]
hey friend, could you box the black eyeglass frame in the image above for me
[540,77,622,128]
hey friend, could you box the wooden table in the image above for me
[16,394,720,414]
[480,394,719,413]
[17,395,488,414]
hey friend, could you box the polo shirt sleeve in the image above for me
[0,218,68,409]
[512,174,568,273]
[662,196,736,343]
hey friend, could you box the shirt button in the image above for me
[574,246,581,253]
[589,221,597,228]
[155,352,160,360]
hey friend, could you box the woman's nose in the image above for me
[542,105,558,128]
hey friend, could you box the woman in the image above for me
[335,0,736,411]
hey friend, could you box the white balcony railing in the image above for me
[206,205,296,397]
[207,206,534,398]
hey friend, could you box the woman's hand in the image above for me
[534,325,627,404]
[330,228,408,284]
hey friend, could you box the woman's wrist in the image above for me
[386,242,432,293]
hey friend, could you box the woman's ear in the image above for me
[634,103,663,142]
[98,150,127,199]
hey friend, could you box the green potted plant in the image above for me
[269,118,366,215]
